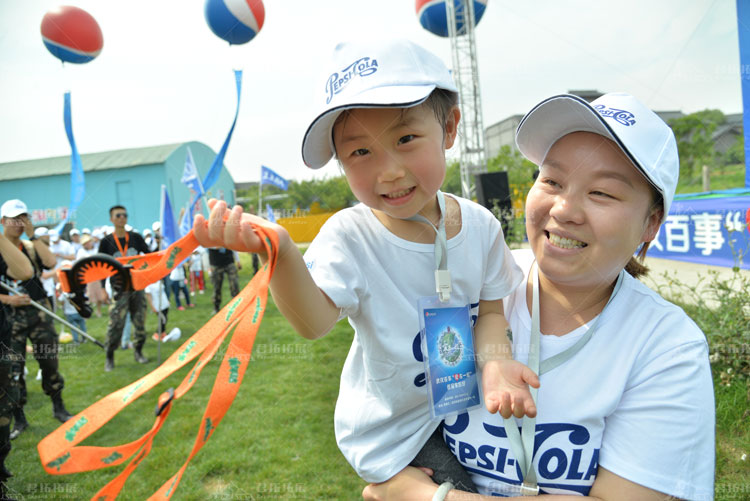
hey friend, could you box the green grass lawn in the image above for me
[6,253,749,499]
[676,163,747,194]
[6,254,366,500]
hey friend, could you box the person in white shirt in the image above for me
[194,39,538,491]
[144,281,170,341]
[364,93,715,501]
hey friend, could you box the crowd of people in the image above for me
[0,201,249,497]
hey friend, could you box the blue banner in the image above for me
[261,165,289,190]
[54,91,85,233]
[181,147,204,196]
[648,195,750,269]
[202,69,242,191]
[738,0,750,188]
[160,185,178,246]
[265,203,276,223]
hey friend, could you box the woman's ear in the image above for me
[641,208,664,243]
[443,106,461,149]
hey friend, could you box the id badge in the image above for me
[418,296,482,420]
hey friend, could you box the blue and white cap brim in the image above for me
[302,84,438,169]
[515,93,678,218]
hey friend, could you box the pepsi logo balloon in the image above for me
[416,0,488,38]
[205,0,265,45]
[40,6,103,64]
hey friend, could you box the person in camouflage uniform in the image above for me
[0,200,72,447]
[0,217,34,496]
[207,247,241,314]
[98,206,152,372]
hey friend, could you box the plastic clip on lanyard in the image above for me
[39,224,280,500]
[501,262,624,496]
[409,191,451,302]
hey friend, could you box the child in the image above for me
[189,248,206,295]
[58,262,87,344]
[168,260,194,310]
[195,39,537,491]
[144,280,169,341]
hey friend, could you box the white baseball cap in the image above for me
[1,199,28,218]
[301,38,458,169]
[152,221,161,232]
[34,227,49,238]
[70,228,80,236]
[49,229,61,240]
[81,227,92,235]
[516,92,679,219]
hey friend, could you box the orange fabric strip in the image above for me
[37,225,279,501]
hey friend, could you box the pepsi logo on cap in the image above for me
[416,0,488,38]
[204,0,265,45]
[40,6,103,64]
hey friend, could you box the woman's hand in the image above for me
[362,467,438,501]
[482,359,539,419]
[193,199,291,256]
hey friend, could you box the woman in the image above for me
[362,93,715,500]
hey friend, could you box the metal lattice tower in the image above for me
[445,0,487,198]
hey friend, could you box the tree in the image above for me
[669,110,725,185]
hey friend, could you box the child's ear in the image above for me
[444,106,461,149]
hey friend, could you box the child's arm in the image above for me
[194,200,340,340]
[145,292,156,313]
[474,299,539,419]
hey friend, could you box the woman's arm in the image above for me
[362,466,678,501]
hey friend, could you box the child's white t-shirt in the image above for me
[303,195,523,483]
[144,282,169,312]
[442,249,715,499]
[189,252,204,272]
[169,264,186,281]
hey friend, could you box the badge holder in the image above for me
[418,294,482,421]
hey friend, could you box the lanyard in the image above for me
[407,191,450,302]
[113,231,129,257]
[502,262,625,495]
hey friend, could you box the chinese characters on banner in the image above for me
[648,195,750,269]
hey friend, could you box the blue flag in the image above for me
[54,92,85,233]
[179,197,201,238]
[202,69,242,191]
[181,147,204,196]
[737,0,750,188]
[266,203,276,223]
[160,185,178,246]
[261,165,289,191]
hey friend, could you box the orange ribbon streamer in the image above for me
[38,224,279,500]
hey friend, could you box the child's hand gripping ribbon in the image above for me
[39,224,279,500]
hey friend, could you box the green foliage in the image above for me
[441,159,462,196]
[722,134,745,167]
[237,175,356,214]
[669,110,725,185]
[486,145,538,192]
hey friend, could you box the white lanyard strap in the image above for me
[502,262,625,494]
[408,191,451,302]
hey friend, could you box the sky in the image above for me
[0,0,743,184]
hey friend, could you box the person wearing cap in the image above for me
[98,205,152,371]
[0,200,74,442]
[364,93,715,500]
[194,38,534,492]
[68,228,82,255]
[0,216,34,492]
